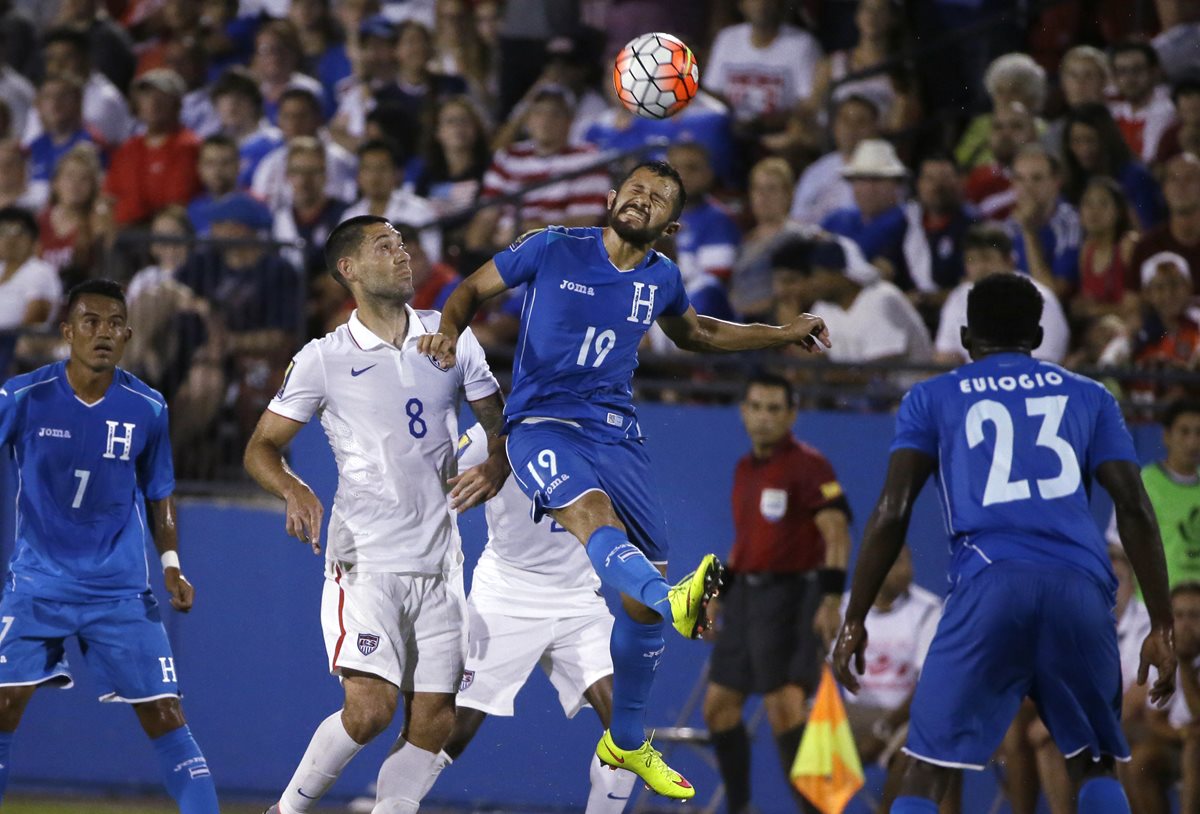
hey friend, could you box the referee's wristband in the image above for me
[161,551,180,572]
[817,567,846,595]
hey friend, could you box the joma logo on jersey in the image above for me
[543,472,570,497]
[560,280,595,296]
[102,421,136,461]
[627,282,657,325]
[37,427,71,439]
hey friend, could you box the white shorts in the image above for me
[458,599,614,718]
[320,562,467,693]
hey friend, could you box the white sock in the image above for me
[279,711,366,813]
[586,754,637,813]
[371,740,445,814]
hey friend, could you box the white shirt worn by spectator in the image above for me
[1153,23,1200,82]
[1117,598,1152,692]
[1109,85,1177,164]
[790,151,853,225]
[705,22,822,123]
[0,65,35,141]
[456,423,605,618]
[0,256,61,328]
[22,71,134,148]
[934,275,1069,364]
[182,87,221,138]
[814,280,933,364]
[841,586,942,711]
[341,190,442,262]
[252,139,359,211]
[266,307,499,573]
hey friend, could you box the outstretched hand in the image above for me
[788,313,831,353]
[1138,626,1177,707]
[417,332,459,369]
[831,619,868,693]
[164,568,195,612]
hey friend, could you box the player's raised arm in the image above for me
[244,410,324,554]
[656,306,831,354]
[418,260,511,368]
[147,496,195,612]
[1096,458,1178,705]
[832,448,936,692]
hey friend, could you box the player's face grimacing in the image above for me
[607,169,681,245]
[348,222,414,303]
[62,293,131,372]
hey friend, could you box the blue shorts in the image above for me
[506,421,670,563]
[0,590,180,703]
[905,561,1127,769]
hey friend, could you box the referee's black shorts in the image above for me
[708,571,823,696]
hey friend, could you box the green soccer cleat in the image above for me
[666,553,726,638]
[596,730,695,799]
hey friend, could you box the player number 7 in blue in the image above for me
[576,326,617,368]
[965,395,1081,506]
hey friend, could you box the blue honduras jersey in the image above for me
[892,353,1138,593]
[0,362,175,601]
[493,226,691,439]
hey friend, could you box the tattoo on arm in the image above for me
[471,392,507,438]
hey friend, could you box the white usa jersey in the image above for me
[458,423,604,618]
[269,307,499,573]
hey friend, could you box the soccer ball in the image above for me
[613,33,699,120]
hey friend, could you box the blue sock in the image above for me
[153,726,219,814]
[609,612,665,750]
[1078,776,1131,813]
[890,796,938,813]
[586,527,672,620]
[0,730,13,799]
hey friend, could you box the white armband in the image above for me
[161,550,181,571]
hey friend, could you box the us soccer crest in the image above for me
[357,633,380,656]
[460,670,475,692]
[428,355,450,372]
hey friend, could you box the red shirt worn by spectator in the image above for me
[964,163,1016,220]
[411,262,460,310]
[1127,225,1200,295]
[105,126,202,225]
[1079,242,1129,304]
[728,435,847,574]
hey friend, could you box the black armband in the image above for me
[817,567,847,595]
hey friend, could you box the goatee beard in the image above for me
[608,205,660,245]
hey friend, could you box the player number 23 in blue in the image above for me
[576,326,616,368]
[965,396,1081,506]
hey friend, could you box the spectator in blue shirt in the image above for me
[26,76,98,182]
[666,141,739,320]
[211,67,282,189]
[187,134,242,236]
[1007,144,1082,299]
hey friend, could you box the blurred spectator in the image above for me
[1131,253,1199,390]
[0,0,38,79]
[342,137,440,260]
[187,134,244,236]
[841,548,951,813]
[732,157,806,320]
[807,0,918,135]
[1062,103,1165,229]
[1156,79,1200,166]
[330,14,401,150]
[1007,144,1081,299]
[1152,0,1200,82]
[0,39,33,139]
[165,35,220,139]
[25,75,97,183]
[1126,582,1200,814]
[251,87,357,211]
[466,87,607,254]
[55,0,136,94]
[705,0,822,144]
[1072,176,1139,324]
[1129,152,1200,297]
[493,0,579,119]
[667,141,740,309]
[1043,45,1111,159]
[0,139,46,211]
[26,26,133,147]
[383,21,468,133]
[1109,41,1178,165]
[935,224,1069,365]
[251,19,327,125]
[821,139,914,289]
[287,0,352,107]
[407,96,489,216]
[0,206,60,329]
[964,100,1037,220]
[211,67,283,188]
[957,53,1047,170]
[431,0,495,111]
[790,94,879,226]
[131,0,199,78]
[906,154,977,307]
[197,0,260,83]
[104,68,201,226]
[37,142,107,287]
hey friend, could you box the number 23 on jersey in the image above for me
[966,396,1082,507]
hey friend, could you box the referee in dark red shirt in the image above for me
[704,372,852,814]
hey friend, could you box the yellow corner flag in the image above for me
[790,664,865,814]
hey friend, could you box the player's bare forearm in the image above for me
[1097,460,1173,628]
[147,496,180,557]
[453,391,511,510]
[421,261,510,366]
[244,427,308,502]
[244,410,324,552]
[657,309,830,354]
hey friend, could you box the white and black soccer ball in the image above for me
[612,32,700,120]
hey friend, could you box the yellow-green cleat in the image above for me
[666,553,727,639]
[596,730,695,799]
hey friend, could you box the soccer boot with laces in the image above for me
[666,553,727,638]
[596,729,695,799]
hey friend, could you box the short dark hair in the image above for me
[42,26,90,59]
[966,272,1043,348]
[1171,581,1200,602]
[963,222,1014,256]
[278,86,323,117]
[211,67,263,111]
[1172,77,1200,106]
[357,136,404,167]
[66,279,126,314]
[1111,41,1160,69]
[742,370,797,409]
[201,132,238,153]
[0,205,37,239]
[324,215,391,290]
[615,160,687,220]
[835,93,881,121]
[1161,399,1200,431]
[918,151,959,174]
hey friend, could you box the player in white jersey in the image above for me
[429,423,637,812]
[244,216,511,814]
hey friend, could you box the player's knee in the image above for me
[136,697,187,738]
[900,758,956,801]
[342,693,398,743]
[0,687,33,731]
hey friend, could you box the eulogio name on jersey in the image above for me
[958,370,1065,395]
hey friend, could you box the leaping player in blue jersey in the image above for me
[417,160,832,798]
[0,280,219,812]
[832,272,1178,814]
